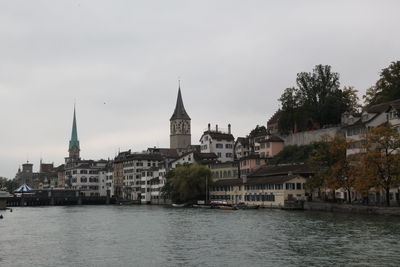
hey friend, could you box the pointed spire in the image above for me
[170,84,190,121]
[69,105,80,150]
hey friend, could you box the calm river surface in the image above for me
[1,205,400,266]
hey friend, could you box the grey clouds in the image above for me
[1,0,400,178]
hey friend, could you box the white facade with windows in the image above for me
[120,153,164,202]
[66,160,108,196]
[342,106,394,156]
[200,124,234,163]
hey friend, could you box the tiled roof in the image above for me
[147,148,179,158]
[212,175,303,186]
[259,135,284,143]
[115,152,164,163]
[248,163,316,178]
[202,131,234,141]
[171,151,218,165]
[367,99,400,113]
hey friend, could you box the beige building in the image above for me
[209,161,239,181]
[210,163,316,207]
[209,175,306,207]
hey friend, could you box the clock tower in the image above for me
[170,86,191,149]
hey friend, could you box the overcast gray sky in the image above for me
[1,0,399,178]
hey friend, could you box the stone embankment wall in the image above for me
[280,127,342,146]
[304,202,400,216]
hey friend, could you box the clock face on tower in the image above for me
[171,120,190,135]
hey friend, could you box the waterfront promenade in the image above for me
[1,205,400,267]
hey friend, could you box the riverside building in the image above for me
[200,124,235,162]
[209,163,315,207]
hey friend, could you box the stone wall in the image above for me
[304,201,400,216]
[280,127,343,146]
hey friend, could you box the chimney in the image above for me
[216,124,218,132]
[208,123,211,131]
[228,124,231,134]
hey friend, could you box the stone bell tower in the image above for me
[170,86,191,149]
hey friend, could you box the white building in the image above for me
[66,160,109,196]
[150,165,168,204]
[120,153,164,202]
[171,151,218,169]
[342,99,400,155]
[99,162,113,197]
[200,124,235,163]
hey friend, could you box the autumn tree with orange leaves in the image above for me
[360,124,400,206]
[308,135,356,202]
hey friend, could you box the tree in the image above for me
[364,61,400,106]
[0,177,19,192]
[360,124,400,206]
[278,87,300,134]
[278,65,360,134]
[249,125,267,137]
[330,139,357,203]
[268,144,316,165]
[161,164,212,204]
[308,135,356,202]
[342,86,361,115]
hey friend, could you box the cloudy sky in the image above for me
[0,0,399,178]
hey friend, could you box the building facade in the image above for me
[200,124,234,162]
[210,175,307,207]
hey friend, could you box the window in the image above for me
[389,110,399,120]
[217,152,222,157]
[216,143,223,149]
[225,144,233,149]
[296,183,301,190]
[226,153,233,158]
[80,177,87,183]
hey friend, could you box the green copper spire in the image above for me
[69,105,80,150]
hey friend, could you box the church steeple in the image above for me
[68,105,80,160]
[170,84,191,149]
[170,86,190,121]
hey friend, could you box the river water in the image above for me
[1,205,399,266]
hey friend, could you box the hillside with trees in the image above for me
[364,61,400,107]
[278,65,360,134]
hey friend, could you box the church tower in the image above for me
[170,86,191,149]
[68,105,80,160]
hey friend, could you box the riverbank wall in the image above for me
[304,202,400,216]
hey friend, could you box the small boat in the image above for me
[192,204,212,209]
[172,203,186,208]
[235,204,260,210]
[0,214,3,219]
[217,205,238,210]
